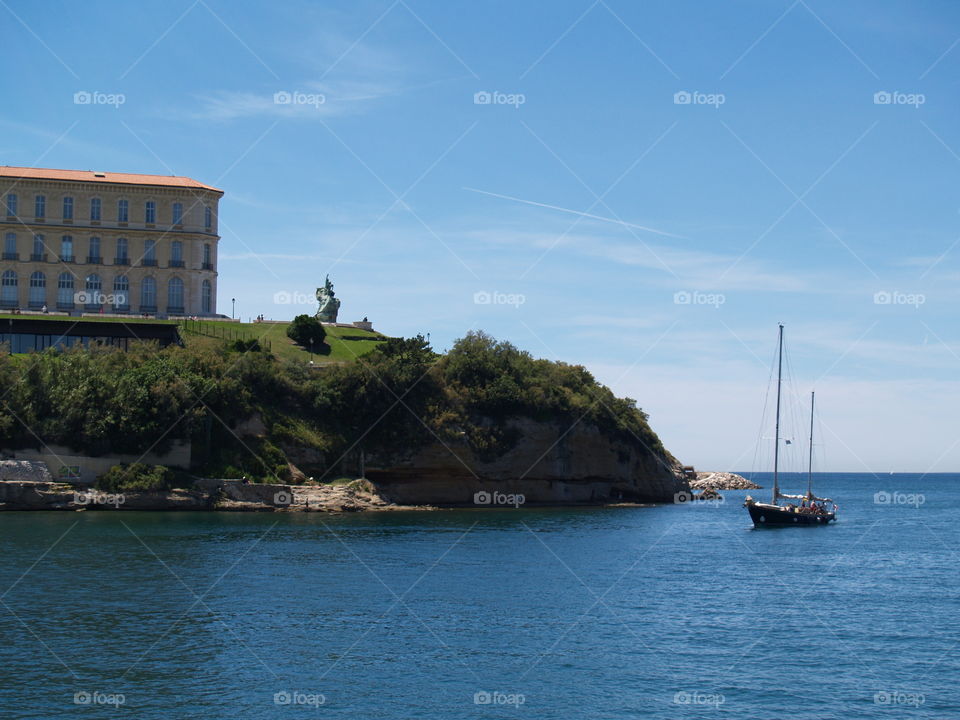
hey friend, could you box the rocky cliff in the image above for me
[362,417,687,505]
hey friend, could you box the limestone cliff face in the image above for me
[363,417,687,505]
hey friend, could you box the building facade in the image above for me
[0,166,222,316]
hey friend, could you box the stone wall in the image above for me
[7,440,191,484]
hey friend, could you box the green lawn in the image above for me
[179,319,388,364]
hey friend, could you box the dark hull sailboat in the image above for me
[744,325,838,528]
[746,501,835,526]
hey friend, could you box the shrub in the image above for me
[286,315,326,351]
[95,463,176,493]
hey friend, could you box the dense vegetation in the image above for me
[0,330,669,481]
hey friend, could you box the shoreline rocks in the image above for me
[689,472,760,490]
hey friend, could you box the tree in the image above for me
[286,314,326,351]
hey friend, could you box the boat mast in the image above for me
[772,324,784,504]
[807,390,815,499]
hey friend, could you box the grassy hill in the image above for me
[178,319,388,363]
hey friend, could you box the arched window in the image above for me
[201,279,212,314]
[1,270,17,306]
[83,274,101,308]
[113,275,129,310]
[203,243,211,268]
[32,234,45,260]
[60,236,73,262]
[167,276,184,313]
[88,236,101,262]
[140,276,156,310]
[28,272,45,307]
[116,237,128,263]
[3,232,15,258]
[57,273,74,308]
[204,206,212,229]
[171,240,183,265]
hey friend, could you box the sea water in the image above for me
[0,472,956,718]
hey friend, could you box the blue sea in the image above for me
[1,472,956,719]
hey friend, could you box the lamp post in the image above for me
[231,298,235,319]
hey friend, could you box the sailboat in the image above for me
[744,324,838,527]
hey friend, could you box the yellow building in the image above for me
[0,166,222,316]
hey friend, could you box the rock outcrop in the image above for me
[363,418,686,505]
[689,471,760,490]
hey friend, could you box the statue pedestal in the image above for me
[352,320,374,331]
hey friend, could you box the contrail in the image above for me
[463,187,684,238]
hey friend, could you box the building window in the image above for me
[60,236,73,262]
[90,198,102,221]
[172,202,183,225]
[113,275,129,309]
[29,272,45,306]
[88,236,101,262]
[116,237,128,262]
[167,276,184,312]
[140,276,156,309]
[83,274,101,307]
[5,193,17,217]
[144,238,156,264]
[32,234,45,259]
[171,240,182,264]
[203,243,211,268]
[57,272,74,307]
[118,199,129,222]
[4,232,15,259]
[35,195,46,218]
[204,206,212,230]
[201,279,211,313]
[62,197,74,220]
[145,201,156,224]
[1,270,16,306]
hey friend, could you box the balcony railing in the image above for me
[202,262,213,270]
[2,252,18,261]
[30,253,47,262]
[169,259,184,268]
[86,256,102,264]
[0,298,17,308]
[56,301,75,310]
[113,257,130,265]
[139,305,157,314]
[59,255,75,263]
[141,258,157,267]
[167,306,185,315]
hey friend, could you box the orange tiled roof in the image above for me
[0,166,222,193]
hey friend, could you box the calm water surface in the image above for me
[1,472,957,718]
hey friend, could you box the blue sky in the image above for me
[3,0,960,472]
